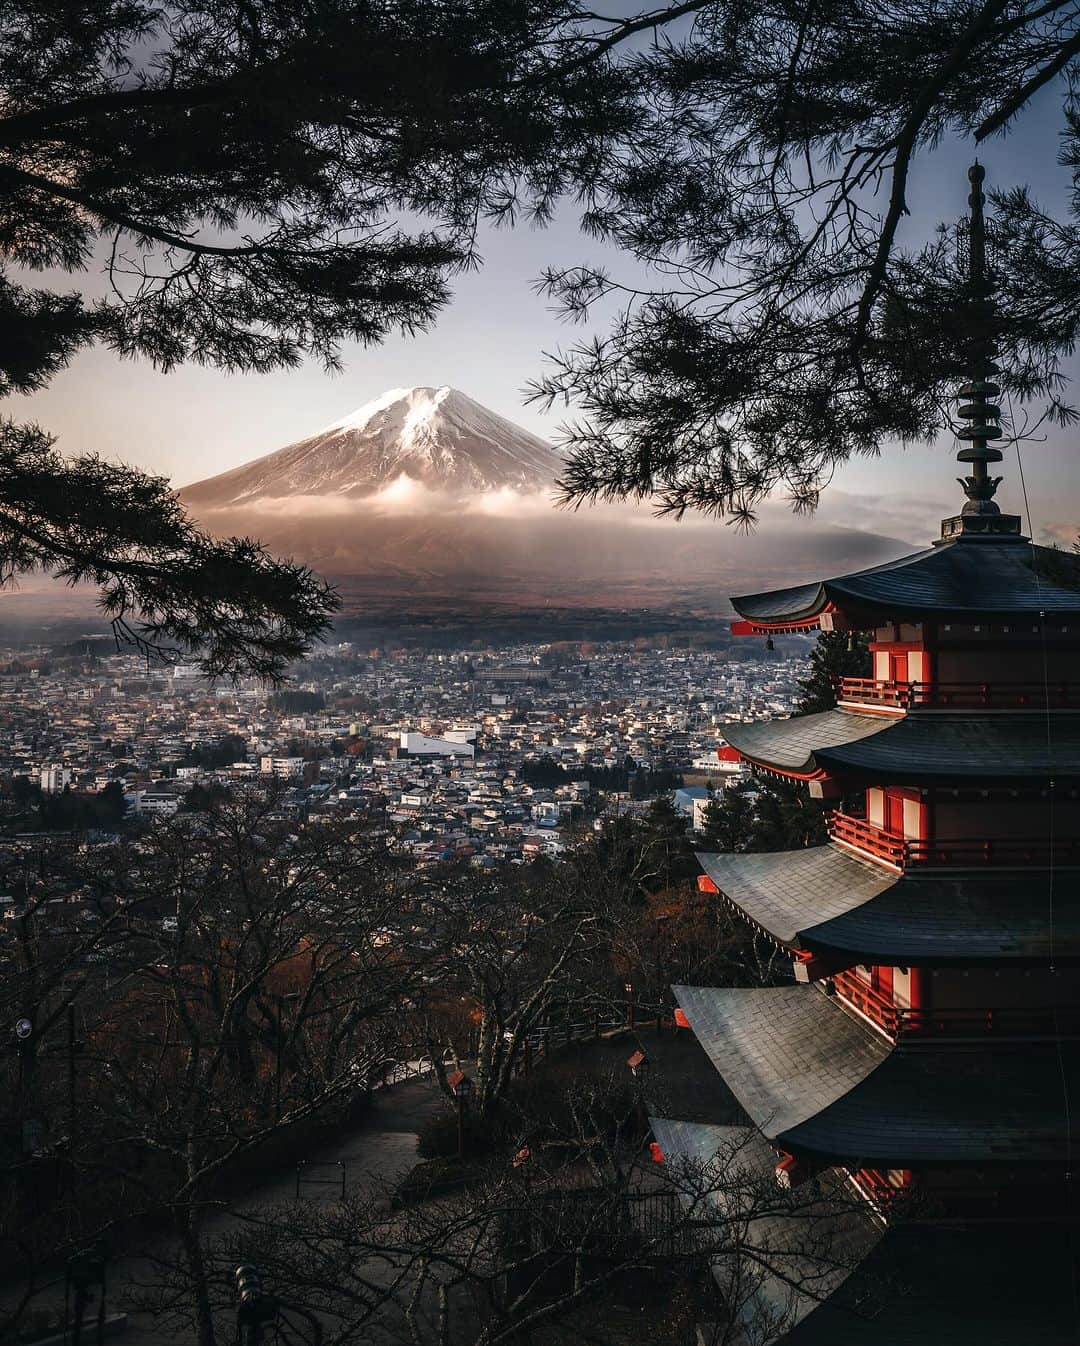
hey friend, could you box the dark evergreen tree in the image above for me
[268,689,326,714]
[182,734,249,769]
[521,12,1080,520]
[696,777,827,854]
[797,632,872,714]
[698,782,755,853]
[748,779,828,852]
[181,782,231,813]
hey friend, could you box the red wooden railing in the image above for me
[830,969,1080,1039]
[899,1006,1080,1036]
[837,677,1080,710]
[827,812,906,865]
[827,811,1079,868]
[849,1167,911,1205]
[832,968,900,1032]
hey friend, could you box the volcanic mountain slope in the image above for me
[183,386,561,504]
[181,385,915,611]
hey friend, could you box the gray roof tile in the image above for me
[650,1117,1080,1344]
[733,537,1080,625]
[721,710,1080,782]
[697,845,1080,962]
[675,984,1080,1163]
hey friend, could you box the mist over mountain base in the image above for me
[191,501,912,617]
[179,385,914,620]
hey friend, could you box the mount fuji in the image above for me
[183,386,560,505]
[180,386,914,614]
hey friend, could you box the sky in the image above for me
[6,83,1079,554]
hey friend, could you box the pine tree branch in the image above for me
[975,25,1080,141]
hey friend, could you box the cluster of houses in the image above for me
[0,638,804,861]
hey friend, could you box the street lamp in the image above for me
[448,1069,473,1161]
[626,1048,650,1136]
[233,1264,278,1346]
[655,914,671,1030]
[65,1242,106,1346]
[624,981,634,1030]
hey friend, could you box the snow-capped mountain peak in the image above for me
[184,386,561,505]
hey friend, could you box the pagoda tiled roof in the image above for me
[674,984,1079,1164]
[650,1118,1080,1345]
[732,536,1080,626]
[648,1117,876,1342]
[697,846,1080,963]
[720,709,890,774]
[721,708,1080,782]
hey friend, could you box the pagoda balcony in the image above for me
[847,1166,910,1211]
[831,969,1080,1040]
[827,810,1080,869]
[836,676,1080,712]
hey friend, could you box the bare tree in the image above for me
[137,1078,875,1346]
[415,863,611,1117]
[0,794,431,1345]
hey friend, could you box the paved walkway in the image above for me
[14,1076,444,1346]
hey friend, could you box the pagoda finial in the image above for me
[940,163,1022,541]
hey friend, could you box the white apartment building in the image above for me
[40,764,73,794]
[139,791,181,818]
[260,756,307,779]
[399,731,475,759]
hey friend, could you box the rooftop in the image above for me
[697,845,1080,964]
[721,708,1080,783]
[732,538,1080,629]
[651,1118,1080,1345]
[674,984,1080,1164]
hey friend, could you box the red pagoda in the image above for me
[651,166,1080,1341]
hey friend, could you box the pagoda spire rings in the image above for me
[941,163,1022,540]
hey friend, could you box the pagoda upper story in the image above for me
[730,535,1080,636]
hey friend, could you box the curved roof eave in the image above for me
[696,847,1080,964]
[731,538,1080,626]
[675,983,1080,1165]
[721,710,1080,783]
[720,709,892,777]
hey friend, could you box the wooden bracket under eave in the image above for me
[793,950,856,984]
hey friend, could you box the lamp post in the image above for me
[65,1242,106,1346]
[233,1264,278,1346]
[626,1048,650,1136]
[624,982,634,1030]
[655,914,671,1031]
[12,1015,35,1156]
[449,1070,473,1161]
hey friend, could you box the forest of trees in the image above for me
[180,735,250,770]
[2,789,792,1346]
[268,690,327,715]
[0,778,128,834]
